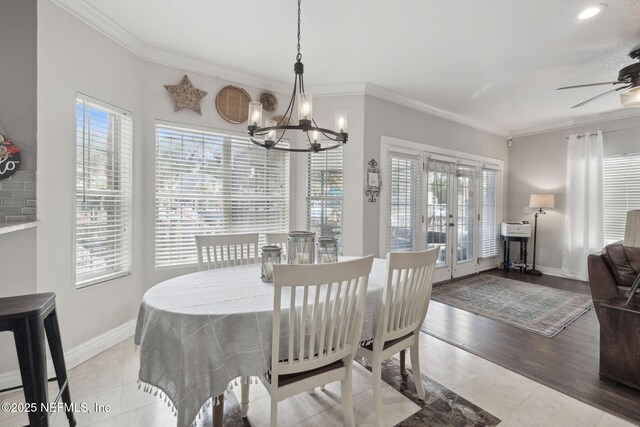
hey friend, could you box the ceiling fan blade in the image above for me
[557,81,626,90]
[570,85,631,108]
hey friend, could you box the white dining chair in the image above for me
[265,232,289,261]
[257,255,374,427]
[194,233,259,271]
[356,248,438,427]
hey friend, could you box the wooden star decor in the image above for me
[164,75,208,115]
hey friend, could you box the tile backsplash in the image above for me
[0,170,37,226]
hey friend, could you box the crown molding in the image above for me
[310,82,511,137]
[51,0,291,95]
[49,0,512,139]
[362,83,510,137]
[511,108,640,138]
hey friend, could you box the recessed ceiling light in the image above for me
[578,4,606,20]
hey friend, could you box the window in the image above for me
[387,154,422,251]
[75,96,132,288]
[480,169,499,258]
[603,153,640,244]
[307,149,343,250]
[155,123,289,268]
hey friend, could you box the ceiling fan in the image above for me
[557,48,640,108]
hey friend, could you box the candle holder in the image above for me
[287,231,315,265]
[317,237,338,263]
[261,245,282,283]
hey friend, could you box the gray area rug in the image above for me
[431,275,593,337]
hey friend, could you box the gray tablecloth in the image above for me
[134,257,387,427]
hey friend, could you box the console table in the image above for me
[501,235,529,272]
[599,298,640,391]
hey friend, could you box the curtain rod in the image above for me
[565,126,640,140]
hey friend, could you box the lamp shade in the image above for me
[624,210,640,247]
[529,193,555,209]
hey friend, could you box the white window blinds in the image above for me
[155,123,290,268]
[603,153,640,244]
[75,95,133,288]
[480,168,499,258]
[387,154,422,252]
[307,149,343,250]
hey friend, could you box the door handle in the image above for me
[448,222,455,227]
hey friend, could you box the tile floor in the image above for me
[0,333,637,426]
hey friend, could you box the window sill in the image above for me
[0,221,38,235]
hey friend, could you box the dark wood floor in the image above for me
[422,269,640,424]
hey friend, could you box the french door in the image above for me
[383,142,500,283]
[427,161,479,282]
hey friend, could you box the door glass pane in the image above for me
[427,171,448,266]
[457,175,475,262]
[389,157,417,251]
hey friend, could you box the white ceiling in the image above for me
[80,0,640,134]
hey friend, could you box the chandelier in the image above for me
[247,0,348,153]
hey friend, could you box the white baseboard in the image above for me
[0,319,136,392]
[536,266,568,278]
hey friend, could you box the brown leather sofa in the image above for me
[588,243,640,319]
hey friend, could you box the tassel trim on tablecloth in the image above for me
[137,376,262,427]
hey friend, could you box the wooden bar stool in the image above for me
[0,293,76,426]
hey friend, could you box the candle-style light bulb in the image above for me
[334,110,348,133]
[248,102,263,128]
[297,93,313,124]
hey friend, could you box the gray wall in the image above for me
[507,115,640,272]
[362,95,509,257]
[0,0,37,375]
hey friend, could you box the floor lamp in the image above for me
[527,193,555,276]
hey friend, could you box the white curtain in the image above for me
[562,131,604,280]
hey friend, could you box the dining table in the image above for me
[134,256,391,427]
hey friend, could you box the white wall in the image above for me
[362,95,509,258]
[36,0,145,374]
[507,115,640,272]
[140,60,291,287]
[0,0,38,377]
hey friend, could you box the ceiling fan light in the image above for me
[620,86,640,108]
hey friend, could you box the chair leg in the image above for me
[240,377,249,417]
[14,317,49,427]
[372,355,385,427]
[409,344,425,400]
[399,349,408,380]
[44,309,77,427]
[341,365,355,427]
[270,400,278,427]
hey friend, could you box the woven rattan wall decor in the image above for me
[259,92,278,112]
[215,86,252,124]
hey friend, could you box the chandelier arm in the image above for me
[251,137,344,153]
[277,77,297,127]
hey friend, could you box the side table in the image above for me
[501,235,529,272]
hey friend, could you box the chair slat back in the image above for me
[378,248,439,342]
[265,232,289,260]
[271,256,374,382]
[195,233,259,270]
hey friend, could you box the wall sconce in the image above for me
[366,158,381,203]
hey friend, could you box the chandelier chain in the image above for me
[296,0,302,61]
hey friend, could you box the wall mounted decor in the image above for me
[164,74,208,115]
[0,133,21,180]
[366,158,381,202]
[259,92,278,112]
[216,85,252,124]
